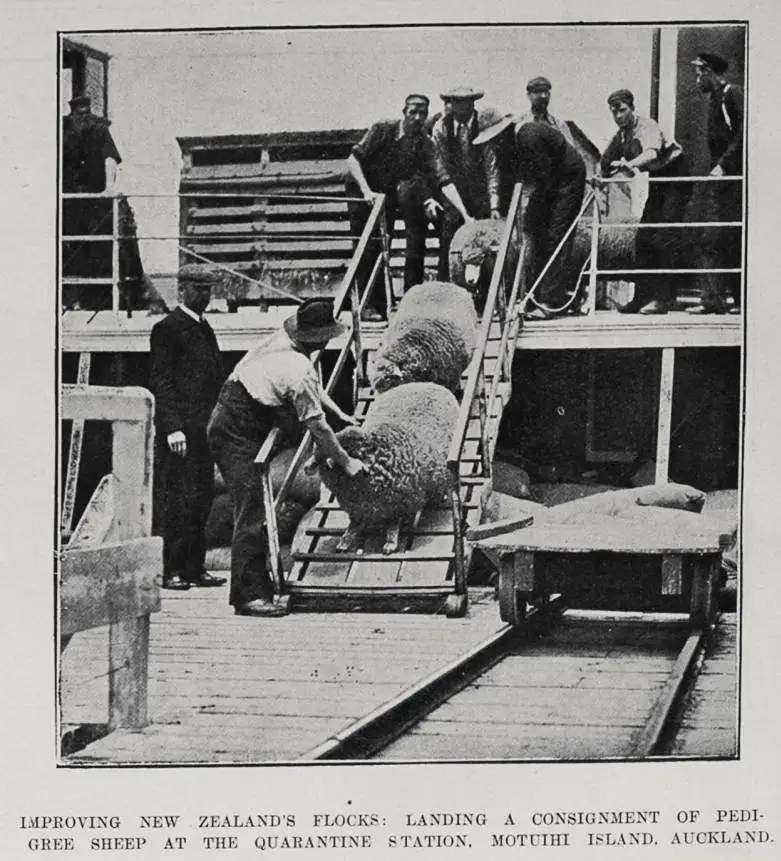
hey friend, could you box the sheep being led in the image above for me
[310,382,459,554]
[448,218,520,312]
[368,281,478,395]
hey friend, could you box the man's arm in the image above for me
[305,416,363,476]
[103,157,118,194]
[346,153,376,203]
[149,322,184,443]
[482,143,503,217]
[716,86,744,175]
[320,389,358,425]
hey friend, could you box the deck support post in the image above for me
[655,346,675,483]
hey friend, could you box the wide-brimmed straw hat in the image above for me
[284,298,347,343]
[473,107,515,145]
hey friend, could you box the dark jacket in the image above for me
[431,112,500,207]
[708,82,744,175]
[149,307,226,438]
[62,115,122,193]
[348,119,437,204]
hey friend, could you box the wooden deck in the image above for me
[60,585,504,764]
[669,613,738,757]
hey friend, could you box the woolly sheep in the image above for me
[368,281,478,395]
[448,218,521,311]
[310,382,459,554]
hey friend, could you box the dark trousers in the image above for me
[437,190,490,280]
[699,177,742,307]
[207,380,279,607]
[529,167,586,307]
[158,429,215,581]
[346,177,430,313]
[632,157,693,309]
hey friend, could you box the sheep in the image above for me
[448,218,521,312]
[368,281,478,395]
[542,482,705,523]
[310,382,459,554]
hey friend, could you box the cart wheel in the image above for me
[444,594,468,618]
[498,573,527,626]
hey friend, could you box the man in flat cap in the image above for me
[430,86,505,279]
[346,95,440,317]
[62,95,123,308]
[599,88,691,314]
[150,265,227,591]
[688,52,744,314]
[515,77,575,146]
[207,299,363,617]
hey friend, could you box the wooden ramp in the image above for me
[285,313,514,616]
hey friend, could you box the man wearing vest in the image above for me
[688,52,744,315]
[430,86,503,279]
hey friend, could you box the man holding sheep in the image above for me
[207,298,364,618]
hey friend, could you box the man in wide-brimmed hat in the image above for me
[207,298,363,617]
[514,76,575,145]
[688,52,744,315]
[430,86,508,278]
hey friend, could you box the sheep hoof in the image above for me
[444,594,468,618]
[382,522,401,555]
[336,527,361,553]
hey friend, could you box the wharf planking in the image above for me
[60,586,503,764]
[375,613,736,761]
[284,318,510,614]
[668,613,738,757]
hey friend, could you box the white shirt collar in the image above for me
[179,303,202,324]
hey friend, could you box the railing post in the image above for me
[448,465,467,597]
[260,463,286,596]
[476,365,490,479]
[377,206,394,314]
[111,193,120,314]
[587,196,600,315]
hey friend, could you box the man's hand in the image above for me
[344,457,365,478]
[339,413,360,427]
[167,430,187,456]
[362,189,378,205]
[424,198,443,221]
[710,163,725,178]
[610,158,636,177]
[490,209,503,220]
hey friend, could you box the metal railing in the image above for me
[445,183,530,598]
[252,194,392,594]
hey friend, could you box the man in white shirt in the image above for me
[207,299,363,617]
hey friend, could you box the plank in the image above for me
[60,537,163,636]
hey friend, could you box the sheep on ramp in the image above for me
[368,281,477,395]
[310,382,459,554]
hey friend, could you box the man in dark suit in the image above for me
[150,265,227,590]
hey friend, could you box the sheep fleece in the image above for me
[317,382,459,527]
[369,281,477,393]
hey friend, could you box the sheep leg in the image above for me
[382,520,402,555]
[336,522,363,553]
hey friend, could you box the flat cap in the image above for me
[691,52,729,74]
[178,264,221,285]
[69,95,91,109]
[473,107,515,145]
[526,76,552,92]
[439,86,484,101]
[607,88,635,107]
[405,93,430,107]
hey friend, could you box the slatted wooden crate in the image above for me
[177,130,440,304]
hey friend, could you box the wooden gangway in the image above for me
[257,186,533,617]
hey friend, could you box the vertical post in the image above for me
[377,199,394,315]
[108,393,154,729]
[650,28,661,122]
[655,347,675,484]
[111,193,120,313]
[60,352,92,540]
[587,196,600,315]
[350,272,365,386]
[448,466,466,597]
[260,466,285,596]
[476,366,490,479]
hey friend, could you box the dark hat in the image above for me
[439,86,484,101]
[526,76,552,92]
[284,298,347,344]
[607,88,635,107]
[405,93,430,107]
[691,52,729,74]
[473,107,515,145]
[178,264,220,286]
[69,95,91,109]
